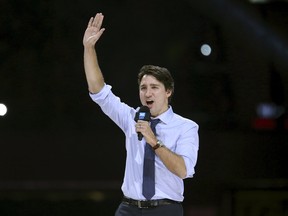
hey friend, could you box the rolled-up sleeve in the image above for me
[89,84,112,104]
[177,123,199,179]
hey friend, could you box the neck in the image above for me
[151,105,169,118]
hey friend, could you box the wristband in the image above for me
[153,140,164,150]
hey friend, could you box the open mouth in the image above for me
[146,100,154,107]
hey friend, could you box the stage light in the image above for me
[252,102,287,130]
[256,103,285,119]
[200,44,212,56]
[0,103,8,116]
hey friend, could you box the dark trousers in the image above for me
[115,202,183,216]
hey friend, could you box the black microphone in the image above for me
[134,106,151,141]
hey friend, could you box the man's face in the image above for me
[139,75,172,117]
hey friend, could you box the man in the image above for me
[83,13,199,216]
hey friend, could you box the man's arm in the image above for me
[83,13,105,94]
[136,120,187,179]
[154,146,187,179]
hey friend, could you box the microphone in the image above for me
[134,106,151,141]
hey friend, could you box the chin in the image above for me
[150,111,158,118]
[149,110,155,116]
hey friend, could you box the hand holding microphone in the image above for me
[134,106,151,141]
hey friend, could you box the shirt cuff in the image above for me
[89,84,112,102]
[183,156,195,179]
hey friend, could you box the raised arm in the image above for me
[83,13,105,94]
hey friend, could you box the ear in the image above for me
[166,89,172,98]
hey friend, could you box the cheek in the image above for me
[139,92,145,100]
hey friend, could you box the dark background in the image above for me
[0,0,288,215]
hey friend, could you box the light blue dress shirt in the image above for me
[90,84,199,202]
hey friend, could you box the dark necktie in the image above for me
[142,119,160,200]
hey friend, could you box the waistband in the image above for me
[122,196,181,209]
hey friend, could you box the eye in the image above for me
[151,85,159,89]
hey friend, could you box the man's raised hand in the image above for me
[83,13,105,47]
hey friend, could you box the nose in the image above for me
[145,88,152,97]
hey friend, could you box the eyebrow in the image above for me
[140,83,160,87]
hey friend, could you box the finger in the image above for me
[93,13,104,29]
[92,13,100,27]
[135,122,144,129]
[94,28,105,40]
[96,15,104,29]
[87,17,93,28]
[135,125,141,134]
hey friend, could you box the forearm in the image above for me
[155,146,187,179]
[83,46,105,93]
[137,121,187,179]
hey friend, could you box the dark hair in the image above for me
[138,65,174,103]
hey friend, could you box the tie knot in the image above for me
[150,119,160,129]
